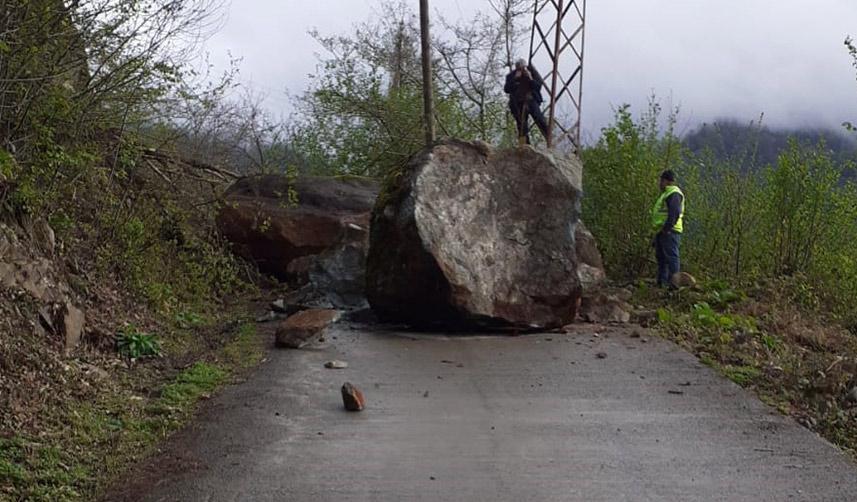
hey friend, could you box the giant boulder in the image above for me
[366,141,584,329]
[217,175,378,308]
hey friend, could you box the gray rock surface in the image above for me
[366,141,584,329]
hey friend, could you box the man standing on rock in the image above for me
[652,170,685,288]
[504,59,550,145]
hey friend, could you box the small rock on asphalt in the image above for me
[275,309,341,349]
[596,352,607,359]
[341,382,365,412]
[324,360,349,369]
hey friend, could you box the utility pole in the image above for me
[419,0,436,145]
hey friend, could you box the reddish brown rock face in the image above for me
[366,141,585,330]
[217,175,378,308]
[274,309,341,349]
[341,382,365,412]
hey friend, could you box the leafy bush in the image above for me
[581,100,683,278]
[583,102,857,322]
[116,326,161,359]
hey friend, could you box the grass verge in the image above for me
[636,277,857,459]
[0,322,263,501]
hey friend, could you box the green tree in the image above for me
[581,100,682,279]
[289,0,523,177]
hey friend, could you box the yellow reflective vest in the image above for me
[651,185,684,233]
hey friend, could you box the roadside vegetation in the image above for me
[1,2,273,500]
[0,322,263,501]
[582,101,857,457]
[2,0,856,499]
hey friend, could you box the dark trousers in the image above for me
[655,232,681,287]
[509,99,549,144]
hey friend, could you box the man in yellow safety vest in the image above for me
[651,170,685,288]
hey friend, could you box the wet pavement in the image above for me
[113,324,857,502]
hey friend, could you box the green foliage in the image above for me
[707,287,743,308]
[763,140,845,275]
[0,148,15,180]
[0,437,84,501]
[175,311,206,329]
[106,197,245,314]
[581,99,682,278]
[117,325,161,359]
[158,363,225,408]
[583,102,857,322]
[689,302,752,332]
[691,302,723,327]
[290,3,517,178]
[0,321,260,501]
[686,120,857,169]
[656,307,673,324]
[723,365,761,386]
[761,334,781,351]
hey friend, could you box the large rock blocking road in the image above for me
[367,141,584,329]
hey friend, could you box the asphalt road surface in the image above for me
[110,323,857,502]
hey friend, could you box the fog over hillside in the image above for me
[683,121,857,168]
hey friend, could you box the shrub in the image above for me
[583,102,857,322]
[116,326,161,359]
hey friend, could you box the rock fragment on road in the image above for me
[274,309,341,349]
[342,382,365,411]
[324,360,348,369]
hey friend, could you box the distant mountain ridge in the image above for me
[683,120,857,169]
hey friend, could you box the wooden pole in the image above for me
[419,0,436,145]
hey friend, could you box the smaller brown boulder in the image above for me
[341,382,365,411]
[274,309,340,349]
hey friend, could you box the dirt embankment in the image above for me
[0,201,265,500]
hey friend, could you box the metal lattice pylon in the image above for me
[528,0,586,152]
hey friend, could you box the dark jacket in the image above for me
[504,64,545,105]
[662,192,683,233]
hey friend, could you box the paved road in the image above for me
[114,324,857,502]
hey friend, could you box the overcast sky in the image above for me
[202,0,857,139]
